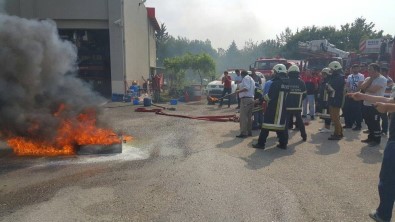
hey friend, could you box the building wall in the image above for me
[108,0,125,94]
[4,0,157,96]
[148,21,157,70]
[123,0,156,88]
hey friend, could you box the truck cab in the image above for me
[251,57,288,79]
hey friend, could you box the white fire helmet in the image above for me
[272,64,287,74]
[328,61,342,70]
[321,67,331,75]
[288,64,300,73]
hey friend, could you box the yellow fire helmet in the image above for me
[272,64,287,74]
[321,67,331,75]
[328,61,342,70]
[288,64,300,73]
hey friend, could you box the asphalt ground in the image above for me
[0,100,388,221]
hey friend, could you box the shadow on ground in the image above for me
[239,137,304,170]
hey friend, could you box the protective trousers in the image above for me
[287,110,307,139]
[329,106,343,137]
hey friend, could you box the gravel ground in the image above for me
[0,100,387,222]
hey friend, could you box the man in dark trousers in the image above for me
[253,64,289,149]
[343,64,365,130]
[348,91,395,222]
[286,64,307,141]
[219,71,232,108]
[359,63,387,146]
[326,61,345,140]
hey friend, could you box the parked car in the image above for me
[206,71,238,104]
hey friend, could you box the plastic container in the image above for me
[133,98,140,105]
[170,99,178,105]
[123,95,132,102]
[111,94,124,102]
[143,98,152,107]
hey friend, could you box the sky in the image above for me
[146,0,395,49]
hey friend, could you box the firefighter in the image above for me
[252,82,264,130]
[317,68,332,133]
[253,64,289,149]
[326,61,345,140]
[286,65,307,141]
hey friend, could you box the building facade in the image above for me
[5,0,160,97]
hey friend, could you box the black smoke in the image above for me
[0,14,106,140]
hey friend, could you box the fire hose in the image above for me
[135,107,238,122]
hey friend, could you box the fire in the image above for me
[6,105,125,156]
[8,137,75,156]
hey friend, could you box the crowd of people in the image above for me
[221,61,394,222]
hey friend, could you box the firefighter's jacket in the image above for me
[262,74,289,131]
[318,77,330,119]
[252,86,264,113]
[286,73,306,111]
[326,71,345,108]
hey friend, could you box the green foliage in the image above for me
[340,17,383,52]
[155,23,170,66]
[164,53,215,94]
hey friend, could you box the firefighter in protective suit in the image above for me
[286,65,307,141]
[326,61,345,140]
[253,64,290,149]
[317,68,332,132]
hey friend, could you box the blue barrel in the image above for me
[170,99,178,105]
[133,98,140,105]
[143,98,152,107]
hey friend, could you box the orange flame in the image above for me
[6,105,125,156]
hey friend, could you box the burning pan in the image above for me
[77,143,122,155]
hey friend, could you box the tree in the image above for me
[155,23,170,66]
[190,53,216,85]
[276,27,293,46]
[339,17,383,52]
[164,53,215,95]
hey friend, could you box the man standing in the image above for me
[348,91,395,222]
[301,69,318,120]
[250,68,262,88]
[235,70,255,138]
[317,68,332,133]
[253,64,289,149]
[286,65,307,141]
[234,69,243,109]
[219,71,232,108]
[359,63,387,146]
[381,67,393,136]
[343,64,365,130]
[326,61,345,140]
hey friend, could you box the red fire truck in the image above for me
[250,57,289,79]
[298,40,349,74]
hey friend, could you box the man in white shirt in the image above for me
[234,69,243,109]
[360,63,388,146]
[343,64,365,130]
[235,70,255,138]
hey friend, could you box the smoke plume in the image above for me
[0,0,4,14]
[0,14,106,140]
